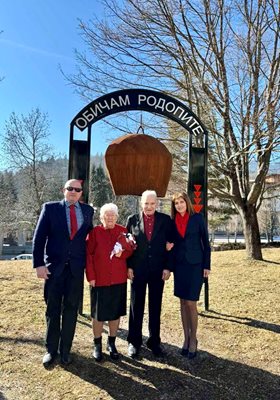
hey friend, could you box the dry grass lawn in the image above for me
[0,248,279,400]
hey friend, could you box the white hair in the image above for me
[141,190,157,204]
[100,203,119,219]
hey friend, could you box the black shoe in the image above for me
[42,352,57,367]
[188,340,198,360]
[180,348,189,357]
[180,337,190,357]
[127,343,139,358]
[60,354,72,365]
[107,341,120,360]
[93,343,103,362]
[152,345,165,357]
[146,342,165,357]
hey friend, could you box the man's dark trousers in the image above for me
[44,264,83,356]
[128,271,164,348]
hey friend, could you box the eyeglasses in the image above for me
[65,186,82,193]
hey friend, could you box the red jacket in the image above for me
[86,224,133,287]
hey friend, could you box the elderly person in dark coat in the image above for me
[126,190,173,358]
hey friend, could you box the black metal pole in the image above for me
[68,124,92,316]
[204,133,209,311]
[188,133,209,311]
[68,123,74,179]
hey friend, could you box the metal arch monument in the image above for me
[69,88,208,214]
[69,88,209,309]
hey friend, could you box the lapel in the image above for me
[151,211,161,241]
[136,213,148,242]
[183,213,195,239]
[79,202,89,232]
[139,213,145,234]
[58,200,70,237]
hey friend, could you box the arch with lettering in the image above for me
[71,88,207,137]
[69,88,209,310]
[69,89,208,207]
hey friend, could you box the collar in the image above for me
[143,212,155,221]
[176,212,189,222]
[65,200,79,208]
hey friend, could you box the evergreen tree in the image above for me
[0,171,18,246]
[89,164,114,208]
[114,195,138,225]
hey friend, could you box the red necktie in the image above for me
[70,204,78,239]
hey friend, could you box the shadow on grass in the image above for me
[0,333,279,399]
[64,339,280,400]
[77,315,92,328]
[262,259,280,265]
[200,310,280,334]
[0,335,43,346]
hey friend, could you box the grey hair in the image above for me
[141,190,157,204]
[100,203,119,219]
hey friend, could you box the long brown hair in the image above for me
[171,192,194,219]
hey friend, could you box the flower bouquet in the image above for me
[110,232,137,259]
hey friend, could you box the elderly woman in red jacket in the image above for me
[86,203,135,362]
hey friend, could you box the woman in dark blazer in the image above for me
[170,192,211,359]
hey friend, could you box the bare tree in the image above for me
[67,0,280,259]
[1,108,53,221]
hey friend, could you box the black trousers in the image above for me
[43,265,83,356]
[127,273,164,348]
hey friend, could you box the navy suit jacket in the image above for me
[126,211,173,280]
[32,200,94,277]
[172,213,211,270]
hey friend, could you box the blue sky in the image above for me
[0,0,110,168]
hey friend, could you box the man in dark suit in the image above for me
[126,190,172,358]
[33,179,94,366]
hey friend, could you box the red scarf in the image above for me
[175,212,189,238]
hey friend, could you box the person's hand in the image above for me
[89,280,96,287]
[127,268,134,281]
[203,269,210,278]
[36,266,51,280]
[166,242,174,251]
[115,250,123,258]
[162,269,171,281]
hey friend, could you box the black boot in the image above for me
[107,336,119,360]
[93,337,102,362]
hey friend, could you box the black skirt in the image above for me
[174,262,204,301]
[90,282,127,321]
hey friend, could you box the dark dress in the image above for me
[172,213,211,301]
